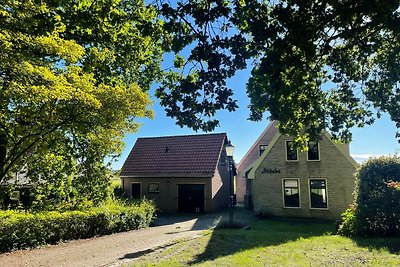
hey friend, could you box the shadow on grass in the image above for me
[188,217,335,265]
[352,237,400,254]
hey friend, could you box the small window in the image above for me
[259,145,268,156]
[10,191,20,201]
[283,179,300,208]
[309,179,328,209]
[148,183,160,193]
[308,141,320,161]
[286,141,298,161]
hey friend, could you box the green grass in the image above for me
[129,218,400,266]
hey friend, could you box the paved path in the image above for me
[0,207,253,267]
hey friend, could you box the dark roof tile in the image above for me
[120,133,227,177]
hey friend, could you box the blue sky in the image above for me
[112,67,400,170]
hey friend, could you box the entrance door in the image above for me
[131,183,141,199]
[178,184,205,213]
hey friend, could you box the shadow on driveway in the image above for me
[118,206,255,262]
[153,205,255,230]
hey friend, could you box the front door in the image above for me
[131,183,141,199]
[177,184,205,213]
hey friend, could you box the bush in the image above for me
[0,199,156,252]
[111,183,124,198]
[338,156,400,236]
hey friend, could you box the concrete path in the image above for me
[0,207,254,267]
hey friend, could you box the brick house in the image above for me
[244,121,358,220]
[120,133,232,213]
[236,121,279,204]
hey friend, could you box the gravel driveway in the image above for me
[0,207,253,267]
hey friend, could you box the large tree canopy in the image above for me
[2,0,400,203]
[156,0,400,146]
[0,0,163,199]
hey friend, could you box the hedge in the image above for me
[0,199,156,252]
[338,156,400,236]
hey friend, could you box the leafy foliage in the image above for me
[0,1,164,198]
[155,0,248,131]
[339,156,400,236]
[155,0,400,146]
[0,198,156,252]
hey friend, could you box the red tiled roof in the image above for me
[120,133,227,177]
[237,120,278,171]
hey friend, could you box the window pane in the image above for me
[259,145,268,156]
[148,183,159,193]
[310,180,325,188]
[284,180,298,187]
[283,179,300,207]
[286,141,298,161]
[310,180,327,208]
[308,142,319,160]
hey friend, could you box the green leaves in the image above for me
[339,156,400,236]
[0,0,162,203]
[157,0,400,145]
[155,0,248,131]
[0,199,156,252]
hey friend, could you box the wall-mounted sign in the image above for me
[261,168,281,174]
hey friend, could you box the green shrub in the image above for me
[0,199,156,252]
[338,156,400,236]
[338,206,360,236]
[111,183,124,198]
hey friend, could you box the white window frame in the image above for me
[307,141,320,161]
[308,178,329,210]
[282,178,301,208]
[10,190,20,201]
[148,183,160,193]
[285,140,298,162]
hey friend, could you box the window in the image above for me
[10,191,20,201]
[308,141,320,161]
[286,141,298,161]
[259,145,268,156]
[283,179,300,208]
[309,179,328,209]
[148,183,159,193]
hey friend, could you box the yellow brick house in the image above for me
[245,121,358,220]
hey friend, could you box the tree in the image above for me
[0,0,163,195]
[3,0,400,203]
[155,0,400,146]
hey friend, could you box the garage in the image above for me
[120,133,231,213]
[177,184,205,213]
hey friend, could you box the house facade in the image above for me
[120,133,232,213]
[236,121,279,204]
[245,121,358,220]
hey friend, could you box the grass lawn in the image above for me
[129,218,400,266]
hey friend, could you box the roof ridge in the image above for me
[137,132,227,140]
